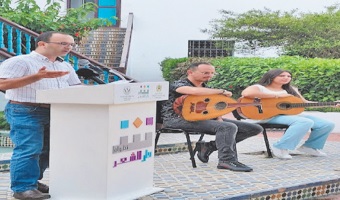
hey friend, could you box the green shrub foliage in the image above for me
[160,56,340,112]
[0,0,113,44]
[0,112,10,130]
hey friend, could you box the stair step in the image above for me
[81,39,124,43]
[80,52,122,56]
[77,47,123,53]
[77,26,126,69]
[83,50,122,55]
[80,42,124,46]
[88,32,126,36]
[85,55,121,60]
[84,39,124,43]
[91,29,126,33]
[86,35,125,40]
[94,60,120,64]
[94,27,126,31]
[77,45,123,50]
[87,34,125,38]
[104,64,121,68]
[89,30,126,34]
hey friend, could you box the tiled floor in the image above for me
[1,131,340,200]
[147,132,340,200]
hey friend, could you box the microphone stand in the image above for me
[76,68,106,84]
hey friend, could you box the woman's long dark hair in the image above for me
[258,69,299,96]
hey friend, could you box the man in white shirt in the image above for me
[0,31,81,199]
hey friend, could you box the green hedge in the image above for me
[0,112,9,130]
[160,56,340,112]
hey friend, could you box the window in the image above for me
[188,40,235,57]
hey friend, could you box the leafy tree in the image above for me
[0,0,113,43]
[203,5,340,58]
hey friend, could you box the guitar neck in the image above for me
[237,96,338,120]
[228,103,261,108]
[291,102,337,108]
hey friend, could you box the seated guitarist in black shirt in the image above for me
[161,62,263,172]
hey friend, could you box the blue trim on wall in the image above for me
[99,0,116,6]
[98,8,117,25]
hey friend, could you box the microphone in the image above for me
[89,65,104,74]
[56,56,64,62]
[78,59,91,67]
[78,59,135,82]
[101,67,126,81]
[76,68,106,84]
[78,59,104,74]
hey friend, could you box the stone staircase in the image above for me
[0,13,134,80]
[77,27,126,69]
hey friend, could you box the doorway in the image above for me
[68,0,120,26]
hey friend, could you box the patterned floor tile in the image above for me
[1,132,340,199]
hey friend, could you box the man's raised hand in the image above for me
[38,66,70,78]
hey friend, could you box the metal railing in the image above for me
[119,13,134,73]
[0,16,136,83]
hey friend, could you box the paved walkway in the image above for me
[0,131,339,200]
[144,131,340,200]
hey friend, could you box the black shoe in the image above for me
[37,182,49,193]
[217,161,253,172]
[196,141,214,163]
[13,189,51,199]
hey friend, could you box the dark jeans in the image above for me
[39,125,50,180]
[163,117,263,162]
[5,103,50,192]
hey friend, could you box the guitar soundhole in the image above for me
[278,102,292,110]
[204,98,210,102]
[202,110,209,115]
[215,102,227,110]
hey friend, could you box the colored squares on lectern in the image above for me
[146,117,153,126]
[120,117,154,129]
[133,117,143,128]
[120,120,129,129]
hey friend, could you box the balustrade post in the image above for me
[73,56,79,71]
[16,29,22,55]
[103,70,109,83]
[25,34,31,54]
[6,25,14,53]
[0,22,4,48]
[64,54,69,62]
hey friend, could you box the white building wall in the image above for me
[33,0,68,15]
[121,0,339,81]
[18,0,340,81]
[7,0,67,17]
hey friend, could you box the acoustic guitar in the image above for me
[173,94,262,121]
[237,96,339,120]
